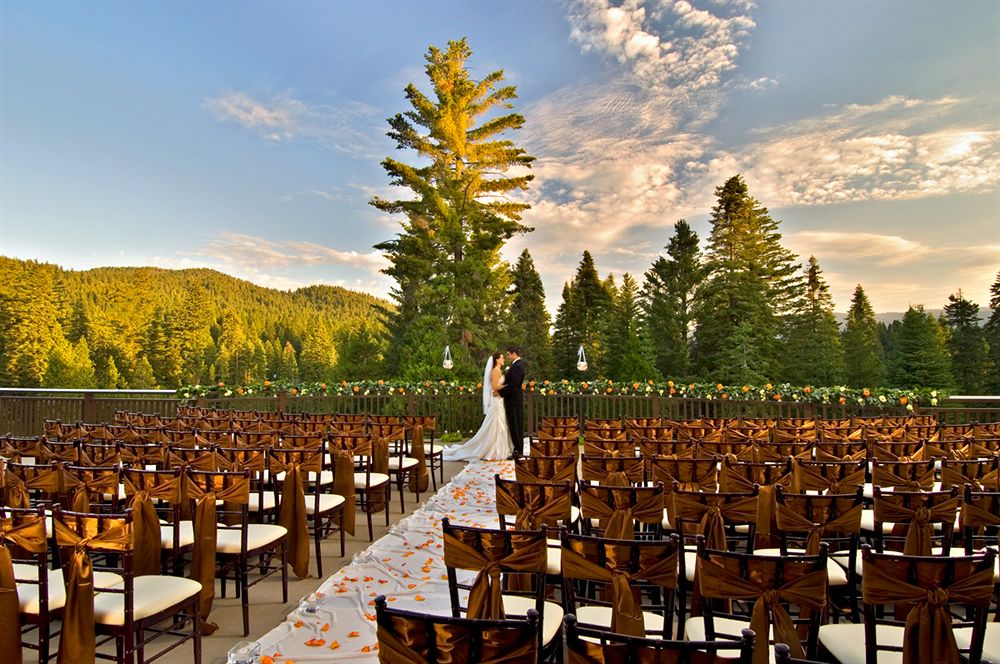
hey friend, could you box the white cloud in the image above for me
[279,190,340,202]
[199,231,388,271]
[204,90,382,157]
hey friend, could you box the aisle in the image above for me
[255,459,514,663]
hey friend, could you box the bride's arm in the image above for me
[491,367,503,391]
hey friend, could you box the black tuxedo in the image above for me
[498,358,526,458]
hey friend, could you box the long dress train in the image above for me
[442,391,512,461]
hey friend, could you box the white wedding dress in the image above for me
[442,376,513,461]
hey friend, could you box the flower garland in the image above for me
[177,379,942,410]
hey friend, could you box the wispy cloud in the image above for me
[199,231,388,271]
[204,90,382,157]
[279,190,341,202]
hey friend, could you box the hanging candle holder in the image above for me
[442,345,454,370]
[576,345,588,372]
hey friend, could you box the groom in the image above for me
[498,345,525,459]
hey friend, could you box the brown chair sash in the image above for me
[0,516,47,664]
[123,473,183,576]
[670,493,758,551]
[408,426,429,494]
[53,517,132,664]
[376,613,538,664]
[720,462,790,542]
[649,458,718,494]
[579,486,664,540]
[495,482,571,530]
[774,502,863,555]
[874,497,960,556]
[442,531,546,620]
[871,463,935,491]
[790,458,866,494]
[861,554,995,664]
[959,500,1000,530]
[276,462,310,578]
[581,457,643,485]
[562,541,678,637]
[515,456,577,484]
[4,464,67,507]
[940,464,999,492]
[696,555,827,664]
[332,450,357,536]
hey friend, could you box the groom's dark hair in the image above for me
[506,345,521,355]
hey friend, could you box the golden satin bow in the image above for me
[669,493,759,551]
[649,458,718,494]
[53,516,133,664]
[696,555,827,664]
[376,611,539,664]
[407,426,429,494]
[0,516,47,664]
[273,459,310,579]
[790,458,866,494]
[861,554,995,664]
[495,482,571,530]
[442,531,547,620]
[515,456,577,484]
[872,464,936,491]
[959,499,1000,531]
[720,461,790,544]
[331,450,356,536]
[123,472,184,576]
[581,457,643,484]
[561,540,678,638]
[940,464,999,492]
[774,501,863,555]
[874,496,960,556]
[580,486,664,540]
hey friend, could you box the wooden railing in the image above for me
[1,388,998,436]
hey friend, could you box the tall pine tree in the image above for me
[985,272,1000,393]
[943,291,989,394]
[299,322,337,382]
[783,257,846,385]
[507,249,553,377]
[42,335,96,388]
[842,285,886,388]
[642,219,703,379]
[888,306,954,388]
[551,252,613,378]
[605,274,658,381]
[372,38,534,379]
[691,175,803,382]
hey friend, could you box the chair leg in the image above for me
[366,495,374,541]
[192,597,202,664]
[384,485,391,526]
[339,508,346,557]
[280,541,289,603]
[314,520,323,578]
[38,622,50,663]
[240,563,250,637]
[397,473,406,513]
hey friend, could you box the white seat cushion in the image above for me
[684,550,697,582]
[93,575,201,625]
[686,616,777,663]
[954,622,1000,663]
[216,524,287,554]
[354,472,391,488]
[274,470,335,485]
[574,605,669,639]
[159,520,195,548]
[831,551,864,577]
[305,493,345,515]
[247,492,278,512]
[754,548,849,586]
[819,622,904,664]
[860,509,898,533]
[545,545,560,575]
[13,564,125,614]
[501,594,563,647]
[387,457,419,470]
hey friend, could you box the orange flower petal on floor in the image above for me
[415,595,426,601]
[407,583,417,589]
[361,645,372,653]
[329,641,340,650]
[261,657,274,664]
[304,638,326,647]
[348,631,361,637]
[293,620,304,628]
[320,623,330,632]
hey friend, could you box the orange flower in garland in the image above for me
[862,388,871,397]
[899,396,908,405]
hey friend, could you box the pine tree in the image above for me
[605,274,658,381]
[783,257,846,385]
[334,323,387,381]
[842,285,887,388]
[551,252,613,378]
[372,38,534,380]
[888,306,954,388]
[642,219,704,379]
[507,249,553,377]
[943,291,989,393]
[97,355,123,389]
[276,341,299,383]
[984,272,1000,392]
[0,258,62,386]
[129,355,157,389]
[299,322,337,382]
[217,310,255,384]
[691,175,803,382]
[43,336,96,388]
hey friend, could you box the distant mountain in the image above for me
[0,257,391,388]
[835,308,994,327]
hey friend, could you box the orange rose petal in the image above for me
[361,645,372,653]
[348,631,361,638]
[304,638,326,647]
[293,620,304,628]
[329,641,340,650]
[261,658,274,664]
[415,595,426,601]
[320,623,330,632]
[407,583,417,589]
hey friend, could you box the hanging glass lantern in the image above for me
[576,345,588,372]
[442,345,454,370]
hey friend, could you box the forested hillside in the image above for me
[0,257,389,388]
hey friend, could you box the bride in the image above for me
[442,351,513,461]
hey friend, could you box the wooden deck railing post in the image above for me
[81,392,97,423]
[277,389,287,413]
[525,391,535,434]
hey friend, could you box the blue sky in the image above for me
[2,0,997,314]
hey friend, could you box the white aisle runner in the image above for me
[255,459,514,663]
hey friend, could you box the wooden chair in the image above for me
[52,507,202,664]
[563,614,755,664]
[579,454,644,485]
[939,456,999,491]
[582,438,636,458]
[122,466,190,576]
[818,546,995,664]
[577,481,665,540]
[686,537,828,664]
[960,486,1000,624]
[403,415,441,489]
[529,437,579,457]
[188,467,289,636]
[514,454,577,484]
[647,457,718,527]
[374,594,540,664]
[442,517,562,659]
[495,476,577,532]
[790,458,867,494]
[637,437,697,458]
[774,642,828,664]
[3,505,60,662]
[560,530,681,640]
[872,487,959,556]
[331,434,390,541]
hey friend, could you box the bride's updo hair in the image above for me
[491,351,502,364]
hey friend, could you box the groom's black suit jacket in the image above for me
[499,359,525,404]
